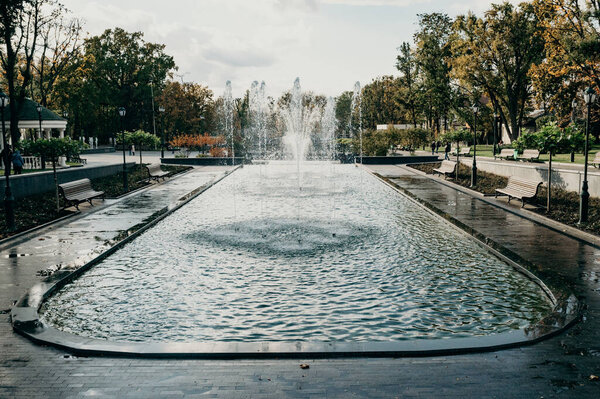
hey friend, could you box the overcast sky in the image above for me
[60,0,519,98]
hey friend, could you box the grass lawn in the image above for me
[0,164,190,240]
[468,144,600,165]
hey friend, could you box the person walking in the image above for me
[131,144,135,156]
[11,149,24,174]
[1,145,12,172]
[430,141,436,155]
[436,140,441,153]
[444,142,451,160]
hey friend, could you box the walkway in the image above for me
[1,164,599,398]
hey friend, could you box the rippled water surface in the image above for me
[41,163,552,342]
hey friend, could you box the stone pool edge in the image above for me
[10,164,580,359]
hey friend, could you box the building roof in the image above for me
[1,97,65,122]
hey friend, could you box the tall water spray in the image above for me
[249,81,269,159]
[281,78,322,164]
[349,81,362,163]
[321,97,337,161]
[224,81,235,164]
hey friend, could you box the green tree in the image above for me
[361,76,405,129]
[21,137,82,212]
[116,130,160,165]
[451,2,544,141]
[414,13,454,134]
[396,42,422,127]
[441,129,471,166]
[532,122,571,211]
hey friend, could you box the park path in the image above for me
[0,163,599,398]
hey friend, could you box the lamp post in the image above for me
[158,106,165,159]
[1,92,15,231]
[118,107,128,192]
[493,110,498,156]
[36,104,43,140]
[471,104,479,187]
[579,87,597,224]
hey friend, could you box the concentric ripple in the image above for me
[41,162,552,343]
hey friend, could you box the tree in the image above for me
[451,2,545,141]
[116,130,159,165]
[532,122,571,211]
[414,13,454,134]
[21,137,82,212]
[399,128,430,152]
[335,91,353,138]
[361,76,405,129]
[396,42,422,127]
[83,28,176,137]
[533,0,600,90]
[0,0,55,144]
[441,129,471,166]
[157,81,215,141]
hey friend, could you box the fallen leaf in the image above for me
[300,364,310,369]
[590,375,599,381]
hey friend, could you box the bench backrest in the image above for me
[593,152,600,161]
[59,178,94,199]
[522,149,540,159]
[500,149,514,157]
[505,176,542,197]
[438,160,457,173]
[460,147,471,155]
[146,164,164,175]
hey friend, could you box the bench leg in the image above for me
[507,196,511,204]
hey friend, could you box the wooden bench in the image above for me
[518,149,540,162]
[591,152,600,168]
[433,160,457,179]
[494,176,542,207]
[68,154,87,165]
[59,178,105,210]
[451,147,471,157]
[496,148,515,160]
[146,164,169,181]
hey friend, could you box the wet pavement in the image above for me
[1,164,600,398]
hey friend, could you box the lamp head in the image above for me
[584,87,597,105]
[37,104,42,113]
[0,92,8,108]
[158,106,165,113]
[118,107,126,117]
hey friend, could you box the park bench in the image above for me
[518,149,540,162]
[433,160,457,179]
[59,178,105,210]
[496,148,515,160]
[68,154,87,165]
[146,163,169,182]
[591,152,600,168]
[494,176,542,207]
[451,147,471,157]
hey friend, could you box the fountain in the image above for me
[349,81,362,163]
[224,81,235,164]
[248,81,269,159]
[321,97,337,160]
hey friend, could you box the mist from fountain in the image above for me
[321,97,337,161]
[224,81,235,164]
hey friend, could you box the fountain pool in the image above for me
[40,163,552,343]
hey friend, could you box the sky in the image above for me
[59,0,520,98]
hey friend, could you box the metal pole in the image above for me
[121,115,128,193]
[471,110,478,187]
[493,112,497,156]
[579,100,591,223]
[150,81,157,137]
[1,105,15,231]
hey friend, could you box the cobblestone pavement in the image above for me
[1,164,600,398]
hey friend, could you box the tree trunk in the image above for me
[53,159,59,213]
[547,152,552,213]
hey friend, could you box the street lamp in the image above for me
[471,104,480,187]
[579,87,597,224]
[158,106,165,159]
[493,110,498,156]
[118,107,128,192]
[1,92,15,231]
[36,104,43,140]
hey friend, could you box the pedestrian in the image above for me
[0,145,12,171]
[444,142,451,160]
[131,144,135,156]
[11,149,24,174]
[436,141,441,153]
[430,141,436,155]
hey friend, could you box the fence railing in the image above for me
[0,156,42,170]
